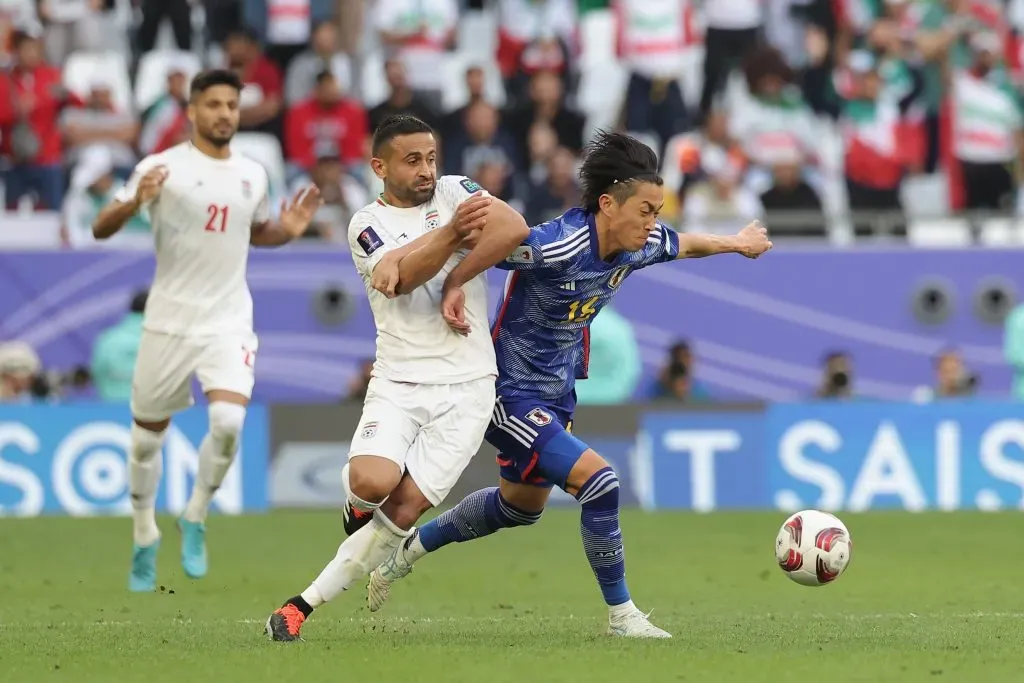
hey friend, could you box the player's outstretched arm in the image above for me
[443,199,529,289]
[92,165,167,240]
[677,220,773,259]
[250,185,323,246]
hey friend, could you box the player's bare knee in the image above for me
[565,449,614,497]
[348,455,402,504]
[208,402,246,457]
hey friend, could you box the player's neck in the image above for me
[379,190,419,209]
[190,137,232,161]
[593,215,624,262]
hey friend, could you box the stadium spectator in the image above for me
[60,75,139,173]
[0,30,77,211]
[472,157,524,214]
[504,69,584,170]
[285,70,367,172]
[373,0,458,112]
[0,1,40,66]
[651,340,711,402]
[815,351,854,400]
[38,0,110,64]
[346,358,374,401]
[137,0,191,52]
[0,340,41,403]
[952,31,1022,211]
[524,145,579,225]
[244,0,338,72]
[495,0,575,104]
[912,347,978,402]
[91,290,148,402]
[438,65,488,140]
[225,28,284,136]
[441,99,516,177]
[699,0,762,120]
[138,59,191,156]
[202,0,244,46]
[284,19,353,105]
[368,58,438,132]
[683,146,762,234]
[758,149,825,237]
[288,140,369,241]
[614,0,695,154]
[574,305,641,405]
[63,145,150,248]
[523,120,558,183]
[671,107,744,201]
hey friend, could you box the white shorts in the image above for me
[131,330,258,421]
[349,375,496,506]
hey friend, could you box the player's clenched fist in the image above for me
[735,220,773,259]
[449,193,491,237]
[134,166,169,204]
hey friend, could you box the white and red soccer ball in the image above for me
[775,509,853,587]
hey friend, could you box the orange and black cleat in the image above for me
[343,502,373,536]
[266,602,307,642]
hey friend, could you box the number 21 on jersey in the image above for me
[566,296,598,322]
[205,204,229,233]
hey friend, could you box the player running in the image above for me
[92,69,322,592]
[365,131,772,638]
[265,115,529,641]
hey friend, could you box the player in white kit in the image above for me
[91,70,322,592]
[266,115,529,641]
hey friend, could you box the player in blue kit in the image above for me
[364,132,772,637]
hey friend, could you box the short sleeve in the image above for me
[634,222,680,269]
[113,155,163,204]
[495,219,568,272]
[348,210,402,278]
[252,168,272,225]
[432,175,491,213]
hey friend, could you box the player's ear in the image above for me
[185,101,196,128]
[597,193,616,217]
[370,156,386,180]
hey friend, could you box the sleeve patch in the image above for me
[506,246,534,263]
[460,178,483,194]
[356,226,384,256]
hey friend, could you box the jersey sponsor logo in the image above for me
[460,178,483,194]
[507,246,534,264]
[360,421,378,439]
[608,266,631,289]
[357,227,384,256]
[241,179,252,199]
[425,209,440,231]
[525,408,552,426]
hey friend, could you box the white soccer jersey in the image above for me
[115,142,270,337]
[348,175,497,385]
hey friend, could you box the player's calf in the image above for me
[128,420,166,592]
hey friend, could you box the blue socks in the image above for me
[417,486,542,552]
[576,467,629,606]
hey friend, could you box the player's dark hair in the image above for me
[315,69,335,86]
[130,290,149,314]
[578,131,662,213]
[372,115,434,157]
[189,69,243,100]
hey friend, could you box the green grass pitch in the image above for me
[2,510,1023,683]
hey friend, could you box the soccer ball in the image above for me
[775,509,852,587]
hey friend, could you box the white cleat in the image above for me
[367,534,416,612]
[607,608,672,639]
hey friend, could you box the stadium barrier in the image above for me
[3,400,1023,516]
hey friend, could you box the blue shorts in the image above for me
[486,394,590,489]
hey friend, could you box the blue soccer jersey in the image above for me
[490,207,680,403]
[486,207,680,488]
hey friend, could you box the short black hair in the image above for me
[371,115,434,157]
[315,69,335,86]
[130,290,148,314]
[225,27,260,45]
[190,69,243,100]
[578,131,662,212]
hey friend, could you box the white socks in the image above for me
[609,600,638,622]
[129,423,165,547]
[301,511,410,607]
[184,402,246,523]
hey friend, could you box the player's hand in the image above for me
[372,251,403,299]
[449,193,492,237]
[735,220,772,259]
[441,285,470,336]
[280,184,324,238]
[134,166,169,205]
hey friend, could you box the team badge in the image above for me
[357,227,384,255]
[360,421,378,439]
[608,266,631,289]
[460,178,483,194]
[425,209,440,231]
[507,246,534,264]
[525,408,552,426]
[241,179,252,199]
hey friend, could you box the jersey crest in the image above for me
[425,209,440,231]
[608,266,630,289]
[526,408,553,426]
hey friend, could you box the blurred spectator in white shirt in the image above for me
[63,145,151,248]
[38,0,114,63]
[285,19,354,105]
[0,341,42,403]
[60,74,139,173]
[288,140,368,243]
[683,146,763,234]
[496,0,575,105]
[374,0,458,112]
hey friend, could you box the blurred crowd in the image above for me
[3,0,1024,247]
